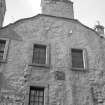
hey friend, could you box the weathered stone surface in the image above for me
[0,0,6,27]
[41,0,74,19]
[54,71,65,80]
[0,14,105,105]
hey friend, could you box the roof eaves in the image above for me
[1,14,102,39]
[0,27,22,41]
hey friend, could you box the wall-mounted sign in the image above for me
[55,71,65,80]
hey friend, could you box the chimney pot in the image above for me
[95,24,104,35]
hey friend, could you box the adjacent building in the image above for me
[0,0,6,28]
[0,0,105,105]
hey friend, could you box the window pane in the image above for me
[39,91,44,96]
[0,40,6,51]
[31,90,35,96]
[0,52,4,60]
[0,40,6,60]
[30,96,35,102]
[33,44,46,64]
[35,96,39,101]
[35,102,39,105]
[39,97,43,102]
[71,49,84,68]
[30,102,34,105]
[39,102,43,105]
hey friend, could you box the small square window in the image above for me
[71,48,87,70]
[32,44,50,67]
[0,38,9,62]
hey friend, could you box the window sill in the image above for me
[28,63,50,68]
[0,60,7,63]
[71,67,87,71]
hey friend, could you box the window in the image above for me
[32,44,50,67]
[0,40,6,60]
[29,86,44,105]
[0,39,9,62]
[71,48,87,70]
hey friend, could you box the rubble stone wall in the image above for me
[0,16,105,105]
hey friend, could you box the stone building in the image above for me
[0,0,105,105]
[0,0,6,28]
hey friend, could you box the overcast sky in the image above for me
[4,0,105,28]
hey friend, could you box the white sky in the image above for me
[4,0,105,28]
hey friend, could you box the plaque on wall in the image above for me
[91,85,105,104]
[55,71,65,80]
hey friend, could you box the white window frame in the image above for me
[0,38,9,62]
[71,48,87,71]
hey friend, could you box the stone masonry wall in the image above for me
[0,16,105,105]
[42,0,74,19]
